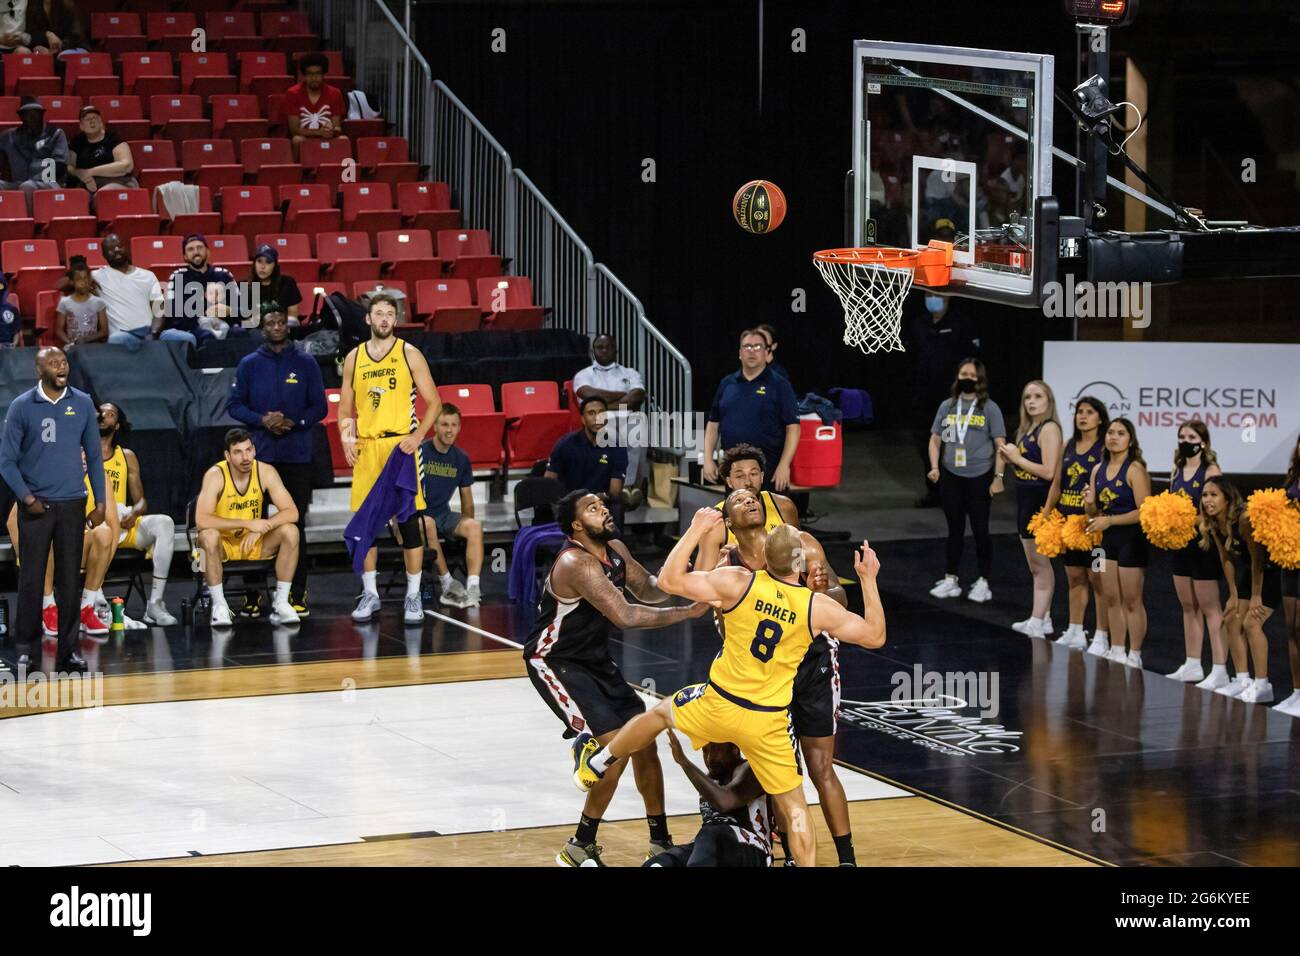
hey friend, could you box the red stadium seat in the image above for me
[478,276,544,331]
[397,181,459,233]
[351,279,409,301]
[437,383,496,414]
[501,381,571,470]
[324,388,351,477]
[280,184,341,240]
[256,232,319,285]
[179,53,238,98]
[291,51,345,77]
[128,139,183,190]
[237,51,291,95]
[436,229,502,285]
[302,281,347,306]
[261,10,314,39]
[457,414,508,470]
[241,138,302,187]
[356,136,419,185]
[415,279,480,332]
[65,237,108,268]
[151,95,210,141]
[159,185,221,238]
[63,53,116,95]
[37,95,82,132]
[0,96,18,123]
[316,232,380,285]
[219,186,281,244]
[376,229,441,284]
[95,188,161,242]
[32,190,96,251]
[207,234,250,267]
[131,235,182,272]
[90,12,147,56]
[340,183,401,241]
[146,12,197,41]
[204,11,257,47]
[3,54,57,97]
[298,136,351,179]
[34,290,60,347]
[563,380,582,430]
[0,191,35,243]
[210,94,267,141]
[3,240,64,313]
[121,52,179,100]
[89,95,149,140]
[181,139,242,190]
[73,76,121,99]
[277,258,322,285]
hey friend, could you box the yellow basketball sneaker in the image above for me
[571,733,605,792]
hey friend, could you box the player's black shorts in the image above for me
[1016,483,1051,540]
[1283,567,1300,600]
[525,654,645,739]
[643,826,770,867]
[1170,539,1222,580]
[1058,511,1093,567]
[1100,521,1148,568]
[789,636,839,739]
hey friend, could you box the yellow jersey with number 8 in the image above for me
[353,339,417,440]
[711,569,815,708]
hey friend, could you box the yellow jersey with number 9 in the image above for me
[353,339,417,440]
[715,489,785,548]
[711,569,815,708]
[213,460,264,537]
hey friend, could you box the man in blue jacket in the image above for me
[227,309,326,615]
[0,347,106,673]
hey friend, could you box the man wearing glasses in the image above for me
[701,329,799,492]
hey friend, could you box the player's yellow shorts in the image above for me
[118,524,139,551]
[670,682,802,795]
[219,533,263,562]
[351,434,426,512]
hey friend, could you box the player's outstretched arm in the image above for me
[693,518,727,574]
[659,507,752,606]
[665,732,764,813]
[558,551,708,630]
[801,531,847,608]
[811,539,885,649]
[612,540,671,604]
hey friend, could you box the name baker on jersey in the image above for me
[754,598,797,624]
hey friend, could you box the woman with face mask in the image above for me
[1084,418,1152,667]
[1166,421,1225,685]
[997,381,1062,638]
[927,358,1006,603]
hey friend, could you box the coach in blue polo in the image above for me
[0,347,106,674]
[702,328,800,491]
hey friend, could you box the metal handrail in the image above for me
[512,169,594,335]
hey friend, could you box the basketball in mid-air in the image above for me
[732,180,787,234]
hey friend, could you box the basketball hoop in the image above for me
[813,241,953,354]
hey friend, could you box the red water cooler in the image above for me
[790,414,842,487]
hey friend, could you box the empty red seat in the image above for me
[298,136,350,179]
[340,182,400,240]
[179,53,238,98]
[181,138,237,174]
[437,228,502,285]
[397,181,459,233]
[220,185,280,243]
[317,232,379,285]
[0,190,35,243]
[210,94,267,140]
[356,136,419,184]
[478,276,544,331]
[91,13,147,56]
[128,139,182,190]
[89,95,149,140]
[277,258,322,285]
[261,10,314,38]
[4,54,58,98]
[253,232,312,260]
[3,240,64,312]
[241,138,302,187]
[35,290,60,347]
[146,12,197,41]
[501,381,572,470]
[437,384,496,414]
[95,188,162,242]
[280,183,341,239]
[156,185,219,237]
[65,237,108,268]
[415,279,479,332]
[37,95,82,134]
[131,235,182,272]
[32,190,96,251]
[121,52,179,100]
[376,229,440,284]
[456,413,508,470]
[324,388,351,477]
[151,95,209,141]
[238,51,290,94]
[204,11,257,47]
[63,53,116,96]
[207,234,250,267]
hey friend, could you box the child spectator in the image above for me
[55,262,108,346]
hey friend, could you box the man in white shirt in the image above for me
[94,234,164,348]
[573,334,647,489]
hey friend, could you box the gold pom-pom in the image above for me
[1139,491,1199,550]
[1246,488,1300,570]
[1029,507,1066,558]
[1061,513,1102,551]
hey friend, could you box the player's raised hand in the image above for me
[854,539,881,580]
[691,507,723,532]
[806,561,830,593]
[666,729,687,766]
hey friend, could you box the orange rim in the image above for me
[813,247,920,268]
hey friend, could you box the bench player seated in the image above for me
[417,403,484,608]
[573,513,886,867]
[193,428,302,627]
[644,735,772,868]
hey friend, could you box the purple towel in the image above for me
[509,523,566,606]
[344,444,419,574]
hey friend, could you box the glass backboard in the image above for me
[852,40,1054,305]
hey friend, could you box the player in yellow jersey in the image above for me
[194,428,301,628]
[573,510,886,867]
[696,443,799,569]
[337,294,442,625]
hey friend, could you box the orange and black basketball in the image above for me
[732,180,787,234]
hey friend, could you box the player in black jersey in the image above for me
[643,733,771,867]
[524,489,710,867]
[716,487,859,866]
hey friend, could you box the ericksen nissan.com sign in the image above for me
[1043,342,1300,475]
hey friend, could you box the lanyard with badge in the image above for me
[952,398,976,469]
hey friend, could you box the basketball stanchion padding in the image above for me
[813,240,953,354]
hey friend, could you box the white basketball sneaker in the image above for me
[1087,634,1109,657]
[1106,645,1127,663]
[1056,627,1088,650]
[1272,691,1300,716]
[209,603,234,628]
[1214,675,1251,698]
[929,576,962,599]
[1239,679,1274,704]
[1166,660,1205,683]
[352,591,382,622]
[966,578,992,603]
[1125,650,1142,669]
[269,600,301,625]
[1195,667,1231,691]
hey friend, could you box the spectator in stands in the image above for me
[162,235,237,346]
[701,329,799,492]
[55,237,163,349]
[753,323,790,383]
[573,333,646,493]
[248,245,303,326]
[546,396,628,501]
[25,0,84,54]
[0,1,31,52]
[0,98,68,212]
[54,261,107,347]
[67,105,136,201]
[194,428,301,628]
[417,404,484,609]
[285,53,345,147]
[226,309,326,616]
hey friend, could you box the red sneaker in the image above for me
[42,604,58,636]
[79,603,108,636]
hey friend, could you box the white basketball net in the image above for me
[814,251,916,354]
